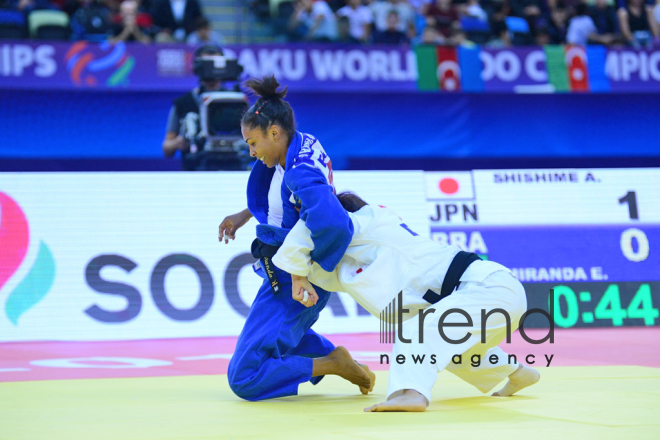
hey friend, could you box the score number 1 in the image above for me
[618,191,649,262]
[619,191,639,220]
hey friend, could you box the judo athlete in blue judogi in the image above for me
[218,77,374,401]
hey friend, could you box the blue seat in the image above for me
[0,10,27,39]
[505,16,530,33]
[0,10,26,26]
[414,13,427,35]
[460,16,490,32]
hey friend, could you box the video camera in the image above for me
[180,45,252,171]
[193,53,243,82]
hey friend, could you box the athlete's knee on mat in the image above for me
[229,379,263,401]
[227,354,272,400]
[227,357,256,394]
[228,369,263,401]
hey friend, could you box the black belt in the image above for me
[251,239,281,294]
[422,251,482,305]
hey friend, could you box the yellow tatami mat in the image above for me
[1,366,658,440]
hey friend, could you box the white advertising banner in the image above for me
[0,171,426,342]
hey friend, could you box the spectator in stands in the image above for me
[508,0,543,31]
[589,0,619,40]
[405,0,433,13]
[154,30,175,41]
[487,1,511,45]
[335,14,361,42]
[369,0,416,38]
[48,0,66,12]
[567,2,616,43]
[110,0,152,43]
[417,23,445,41]
[104,0,121,14]
[373,10,410,42]
[617,0,657,45]
[288,0,337,41]
[643,0,659,35]
[424,0,458,37]
[548,0,581,21]
[63,0,83,17]
[9,0,52,16]
[534,24,551,42]
[132,0,154,19]
[70,0,112,40]
[450,23,477,45]
[408,0,433,16]
[336,0,374,42]
[140,0,153,13]
[548,6,568,43]
[566,2,598,43]
[150,0,202,41]
[463,0,488,20]
[186,16,225,45]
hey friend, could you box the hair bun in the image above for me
[243,76,288,100]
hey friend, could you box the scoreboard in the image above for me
[425,168,660,328]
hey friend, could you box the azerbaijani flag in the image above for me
[544,45,610,92]
[545,45,586,91]
[415,44,609,93]
[415,45,483,92]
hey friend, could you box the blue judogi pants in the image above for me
[227,267,335,401]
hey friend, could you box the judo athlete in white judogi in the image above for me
[272,193,540,412]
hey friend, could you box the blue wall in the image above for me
[1,89,659,170]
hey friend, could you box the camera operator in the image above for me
[162,44,239,170]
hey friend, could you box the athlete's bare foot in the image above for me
[358,363,376,395]
[313,346,372,391]
[492,364,540,397]
[364,389,428,412]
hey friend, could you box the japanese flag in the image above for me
[424,172,475,200]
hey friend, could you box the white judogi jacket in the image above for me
[272,205,509,322]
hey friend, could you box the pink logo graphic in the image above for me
[0,193,29,289]
[0,193,55,325]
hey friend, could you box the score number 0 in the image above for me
[619,191,649,262]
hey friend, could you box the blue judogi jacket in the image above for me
[246,131,353,273]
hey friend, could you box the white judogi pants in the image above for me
[387,270,527,403]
